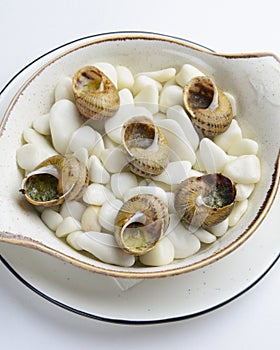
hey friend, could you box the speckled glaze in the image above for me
[0,32,279,278]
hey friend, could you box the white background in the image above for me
[0,0,279,349]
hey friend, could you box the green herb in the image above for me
[26,174,60,202]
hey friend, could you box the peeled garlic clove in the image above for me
[110,172,138,199]
[88,155,110,184]
[156,119,196,164]
[55,216,82,238]
[132,75,162,95]
[116,65,134,90]
[222,155,261,184]
[83,183,114,206]
[214,119,242,152]
[175,64,205,87]
[55,76,75,102]
[81,206,102,232]
[123,185,168,205]
[16,144,53,172]
[90,130,105,157]
[135,68,176,83]
[227,138,259,156]
[139,237,174,266]
[199,138,229,173]
[76,231,136,267]
[32,113,51,136]
[72,66,120,120]
[228,199,248,226]
[159,85,183,113]
[101,148,128,173]
[68,126,97,154]
[166,105,199,151]
[50,99,82,154]
[41,208,63,231]
[60,200,87,221]
[134,84,159,114]
[73,147,88,166]
[66,231,84,250]
[98,199,123,232]
[152,160,192,185]
[119,88,134,106]
[23,128,56,156]
[235,183,255,201]
[193,228,217,244]
[166,214,201,259]
[207,218,229,237]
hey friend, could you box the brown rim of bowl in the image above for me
[0,31,279,278]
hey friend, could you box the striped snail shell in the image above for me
[72,66,120,120]
[122,117,169,177]
[20,155,89,207]
[174,173,236,231]
[183,76,233,138]
[114,194,170,255]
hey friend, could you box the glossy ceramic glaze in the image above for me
[0,32,279,278]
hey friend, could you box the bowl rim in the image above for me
[0,31,279,279]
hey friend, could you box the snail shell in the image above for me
[114,194,170,255]
[183,76,233,138]
[20,155,89,207]
[122,117,169,177]
[72,66,120,120]
[174,173,236,230]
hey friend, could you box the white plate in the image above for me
[0,33,279,324]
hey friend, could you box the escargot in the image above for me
[174,173,236,231]
[114,194,170,255]
[183,76,233,138]
[122,117,169,177]
[72,66,120,120]
[20,154,89,206]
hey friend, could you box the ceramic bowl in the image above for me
[0,32,279,278]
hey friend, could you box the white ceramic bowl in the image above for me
[0,32,279,278]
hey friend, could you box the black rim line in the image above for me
[0,31,278,325]
[0,30,214,95]
[1,252,279,325]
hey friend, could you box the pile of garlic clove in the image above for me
[16,62,261,267]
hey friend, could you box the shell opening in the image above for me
[201,175,235,208]
[76,69,104,93]
[24,174,61,203]
[121,214,164,253]
[187,77,218,111]
[124,120,159,154]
